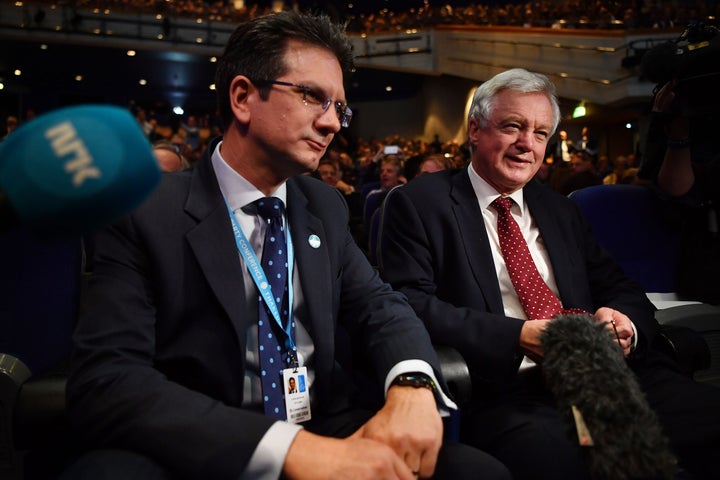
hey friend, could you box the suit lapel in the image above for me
[184,145,249,348]
[450,171,505,313]
[285,180,330,344]
[524,182,577,302]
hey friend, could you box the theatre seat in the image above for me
[569,184,720,386]
[0,227,85,480]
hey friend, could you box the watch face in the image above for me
[393,373,435,391]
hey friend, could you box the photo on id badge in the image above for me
[283,367,311,422]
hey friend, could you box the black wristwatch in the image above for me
[391,372,439,398]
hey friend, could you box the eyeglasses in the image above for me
[256,79,353,128]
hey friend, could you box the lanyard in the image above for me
[224,198,297,356]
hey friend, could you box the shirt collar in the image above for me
[211,140,288,212]
[467,162,525,215]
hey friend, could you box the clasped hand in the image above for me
[593,307,635,356]
[520,307,635,360]
[283,386,442,479]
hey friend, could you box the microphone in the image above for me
[541,314,676,480]
[0,105,161,236]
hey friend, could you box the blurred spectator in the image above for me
[417,153,453,177]
[317,158,356,196]
[368,154,406,196]
[181,114,201,151]
[152,139,188,172]
[602,155,629,184]
[575,126,598,157]
[557,149,601,195]
[547,129,574,163]
[1,115,18,141]
[134,107,154,139]
[596,154,612,179]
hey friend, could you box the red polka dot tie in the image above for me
[491,196,584,320]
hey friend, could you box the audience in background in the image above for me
[68,0,718,34]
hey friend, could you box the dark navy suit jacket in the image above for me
[379,168,659,395]
[67,139,441,479]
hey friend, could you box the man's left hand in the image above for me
[352,386,442,479]
[593,307,635,356]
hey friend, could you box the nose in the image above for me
[316,106,341,133]
[515,130,533,151]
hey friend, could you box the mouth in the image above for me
[506,154,532,164]
[307,139,328,152]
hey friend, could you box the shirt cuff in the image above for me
[384,359,458,416]
[630,321,639,351]
[241,421,303,480]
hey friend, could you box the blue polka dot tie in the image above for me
[253,197,292,419]
[492,196,585,320]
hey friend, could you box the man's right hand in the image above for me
[518,319,551,362]
[282,430,417,480]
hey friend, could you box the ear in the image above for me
[467,117,480,148]
[229,75,253,125]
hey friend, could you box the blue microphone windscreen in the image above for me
[0,105,160,235]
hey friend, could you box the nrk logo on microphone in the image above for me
[0,105,160,235]
[44,119,103,189]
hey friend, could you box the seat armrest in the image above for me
[13,374,68,451]
[435,345,472,407]
[0,355,32,478]
[654,325,711,376]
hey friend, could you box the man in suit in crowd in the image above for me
[576,126,598,158]
[547,128,573,163]
[379,68,720,480]
[63,11,510,480]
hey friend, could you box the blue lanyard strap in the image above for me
[224,198,297,355]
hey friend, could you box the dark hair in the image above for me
[215,11,355,130]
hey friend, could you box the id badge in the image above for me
[283,366,311,423]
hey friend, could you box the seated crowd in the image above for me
[25,0,718,33]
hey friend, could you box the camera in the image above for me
[641,22,720,118]
[641,22,720,163]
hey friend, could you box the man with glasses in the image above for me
[63,11,509,480]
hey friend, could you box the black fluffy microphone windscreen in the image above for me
[541,314,676,480]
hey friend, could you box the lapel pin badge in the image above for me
[308,234,321,249]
